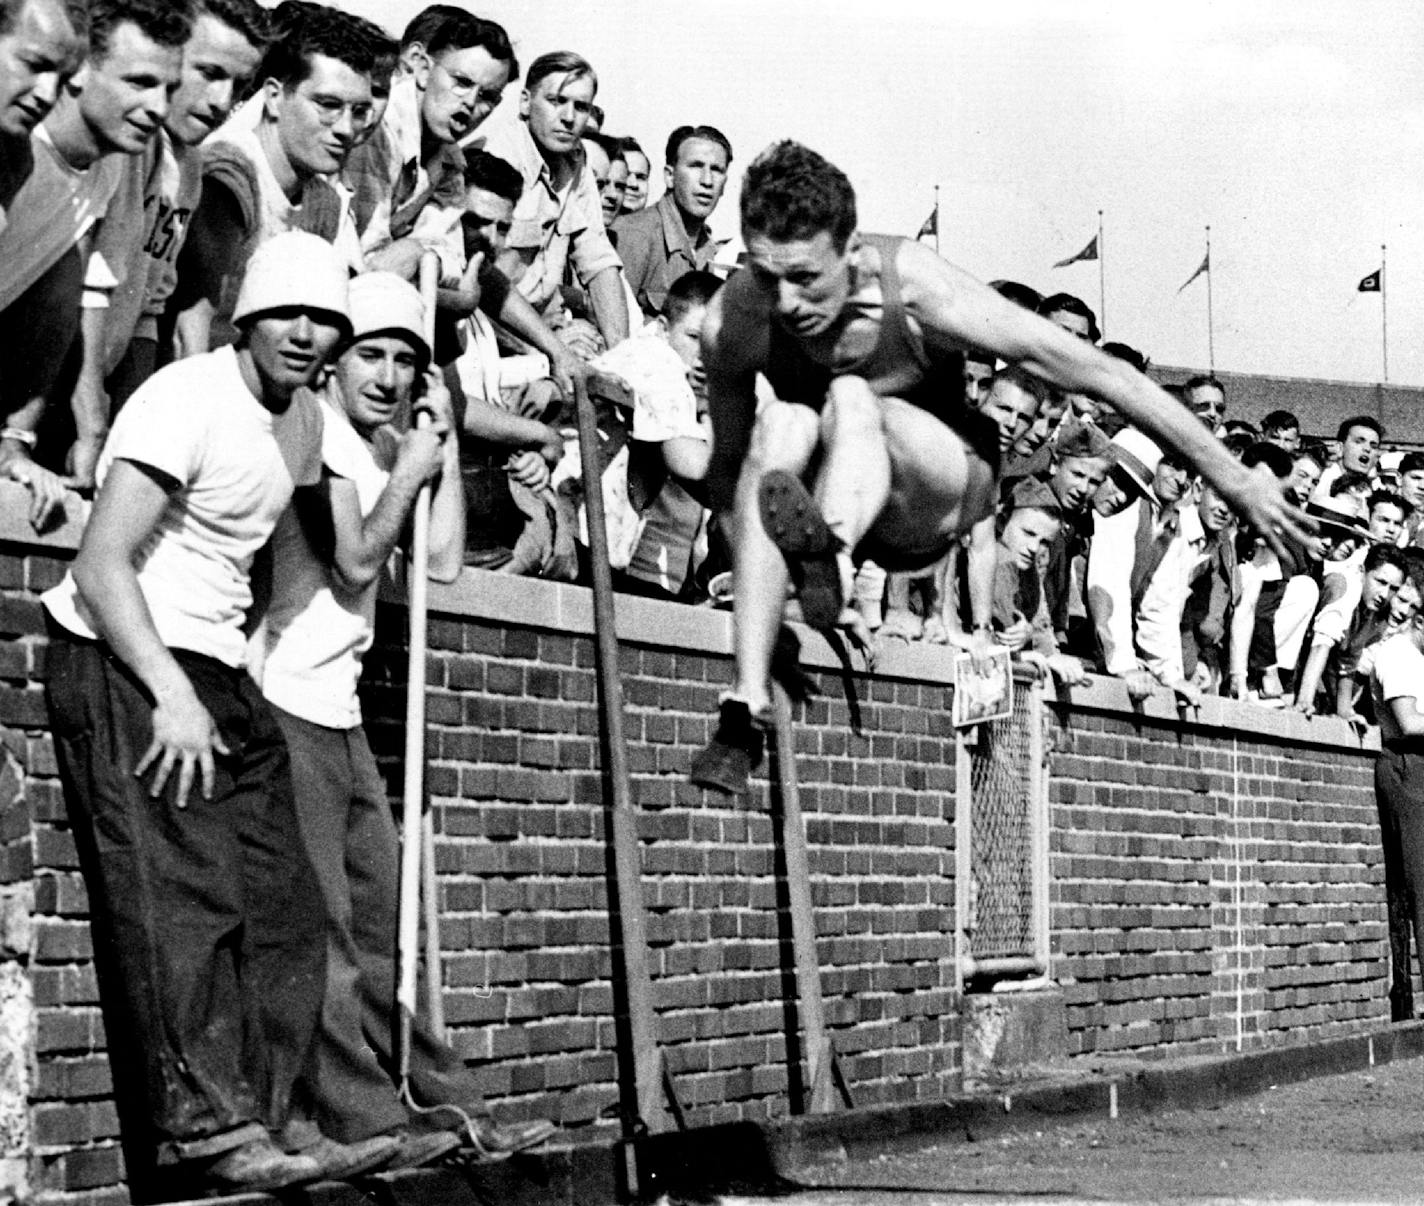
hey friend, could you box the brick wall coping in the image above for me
[1,478,1375,756]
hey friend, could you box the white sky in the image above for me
[334,0,1424,387]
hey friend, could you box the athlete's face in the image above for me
[745,228,855,339]
[0,0,83,136]
[1050,453,1110,512]
[335,335,420,433]
[165,13,262,146]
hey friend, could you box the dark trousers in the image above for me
[1375,748,1424,1019]
[44,635,326,1168]
[273,706,485,1144]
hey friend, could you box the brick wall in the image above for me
[0,480,1395,1203]
[1049,683,1385,1058]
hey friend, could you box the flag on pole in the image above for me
[1177,250,1210,293]
[1358,268,1382,293]
[916,207,938,240]
[1053,235,1098,269]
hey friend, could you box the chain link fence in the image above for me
[960,677,1046,978]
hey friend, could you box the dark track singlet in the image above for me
[762,233,966,424]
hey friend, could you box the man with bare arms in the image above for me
[689,140,1309,795]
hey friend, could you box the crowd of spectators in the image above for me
[3,0,1424,1195]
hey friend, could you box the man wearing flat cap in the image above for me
[40,232,352,1195]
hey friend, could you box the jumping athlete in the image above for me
[690,140,1309,795]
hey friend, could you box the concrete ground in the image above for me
[714,1054,1424,1204]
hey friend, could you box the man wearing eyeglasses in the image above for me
[344,10,516,310]
[169,4,380,353]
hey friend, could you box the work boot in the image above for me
[758,469,845,628]
[303,1132,402,1180]
[690,699,768,796]
[203,1136,321,1194]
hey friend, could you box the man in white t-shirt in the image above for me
[40,233,389,1198]
[1371,557,1424,1024]
[254,272,555,1164]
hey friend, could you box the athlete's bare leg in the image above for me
[727,399,821,714]
[813,376,892,565]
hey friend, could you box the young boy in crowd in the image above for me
[992,477,1087,686]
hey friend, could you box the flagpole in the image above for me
[1204,225,1215,373]
[1097,209,1105,335]
[1381,242,1389,384]
[933,184,940,255]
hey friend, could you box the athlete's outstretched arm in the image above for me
[897,242,1311,555]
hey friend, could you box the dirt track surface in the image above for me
[714,1054,1424,1203]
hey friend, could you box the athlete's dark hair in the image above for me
[91,0,190,56]
[661,270,721,327]
[741,140,856,252]
[425,10,517,80]
[463,148,523,206]
[665,124,732,167]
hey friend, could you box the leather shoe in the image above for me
[304,1132,402,1180]
[204,1136,320,1193]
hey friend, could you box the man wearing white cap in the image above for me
[40,232,359,1196]
[1086,427,1201,705]
[252,271,555,1163]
